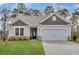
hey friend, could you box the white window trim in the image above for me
[52,16,56,21]
[20,28,24,36]
[14,26,25,36]
[15,28,19,36]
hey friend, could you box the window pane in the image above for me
[20,28,24,36]
[15,28,19,36]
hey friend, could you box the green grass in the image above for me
[0,40,45,55]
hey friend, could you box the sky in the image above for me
[0,3,79,12]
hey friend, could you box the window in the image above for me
[20,28,24,36]
[15,28,24,36]
[15,28,19,36]
[52,15,56,21]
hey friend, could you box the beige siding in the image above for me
[39,25,68,29]
[8,25,30,39]
[8,25,15,38]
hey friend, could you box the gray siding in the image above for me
[12,20,27,26]
[40,16,68,25]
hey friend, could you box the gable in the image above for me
[40,15,68,25]
[12,20,27,26]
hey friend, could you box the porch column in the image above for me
[67,24,71,40]
[37,25,41,40]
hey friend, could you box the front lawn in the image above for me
[0,40,45,55]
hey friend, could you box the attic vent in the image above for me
[52,15,56,21]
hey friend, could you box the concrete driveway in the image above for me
[42,41,79,55]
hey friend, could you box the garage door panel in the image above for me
[41,29,67,41]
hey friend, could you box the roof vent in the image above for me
[52,15,56,21]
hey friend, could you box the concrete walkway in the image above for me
[42,41,79,55]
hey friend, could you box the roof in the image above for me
[9,12,70,26]
[12,20,27,26]
[10,15,47,26]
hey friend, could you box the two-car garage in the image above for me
[41,28,68,41]
[39,25,71,41]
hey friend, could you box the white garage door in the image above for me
[41,29,67,41]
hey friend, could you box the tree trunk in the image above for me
[3,18,6,41]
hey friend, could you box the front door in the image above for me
[30,28,37,39]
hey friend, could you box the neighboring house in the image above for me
[6,12,71,41]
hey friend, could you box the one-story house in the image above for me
[6,12,71,41]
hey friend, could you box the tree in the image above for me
[17,3,26,11]
[33,10,41,16]
[73,8,79,40]
[11,3,27,17]
[11,8,19,18]
[27,8,35,16]
[0,8,10,41]
[27,9,41,16]
[70,10,79,40]
[43,6,54,15]
[57,8,69,18]
[12,3,42,16]
[24,11,31,16]
[17,3,27,15]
